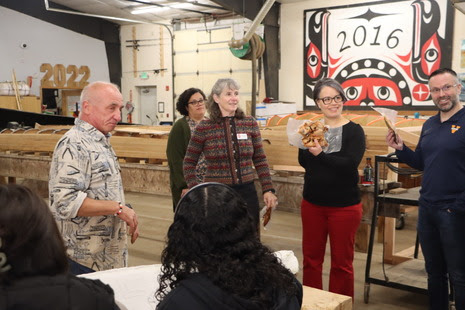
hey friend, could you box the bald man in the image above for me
[49,81,139,274]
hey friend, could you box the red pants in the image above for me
[301,199,362,298]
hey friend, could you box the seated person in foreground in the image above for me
[0,184,119,309]
[155,182,303,310]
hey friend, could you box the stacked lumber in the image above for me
[0,124,171,164]
[265,112,426,128]
[0,117,422,172]
[260,124,420,172]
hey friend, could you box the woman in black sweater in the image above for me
[298,77,365,300]
[0,184,118,309]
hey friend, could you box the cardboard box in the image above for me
[255,102,296,117]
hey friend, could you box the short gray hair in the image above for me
[313,77,346,102]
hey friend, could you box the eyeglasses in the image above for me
[430,84,457,94]
[188,99,205,106]
[316,95,344,105]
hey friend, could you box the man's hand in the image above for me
[118,205,139,244]
[386,130,404,151]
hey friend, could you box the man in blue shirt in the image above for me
[387,68,465,310]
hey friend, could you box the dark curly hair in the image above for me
[0,184,68,285]
[176,88,206,116]
[155,183,297,308]
[207,78,245,123]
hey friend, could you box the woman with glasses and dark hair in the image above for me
[0,184,118,309]
[298,77,365,300]
[166,87,208,210]
[155,182,302,309]
[183,78,278,227]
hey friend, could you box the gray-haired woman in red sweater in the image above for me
[183,78,277,225]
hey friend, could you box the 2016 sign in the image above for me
[304,0,453,110]
[40,63,90,89]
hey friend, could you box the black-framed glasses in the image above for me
[316,95,344,105]
[430,84,458,94]
[188,99,205,106]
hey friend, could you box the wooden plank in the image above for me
[389,188,408,194]
[0,134,61,152]
[356,185,374,253]
[114,127,170,137]
[371,259,427,290]
[0,96,41,113]
[132,26,137,78]
[11,69,22,110]
[302,285,352,310]
[383,217,396,264]
[397,126,421,146]
[0,133,169,160]
[0,122,422,173]
[273,165,304,172]
[0,153,51,181]
[159,25,165,77]
[0,153,172,195]
[112,136,168,159]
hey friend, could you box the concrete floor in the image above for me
[126,191,429,310]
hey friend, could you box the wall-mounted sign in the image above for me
[304,0,454,110]
[158,101,165,113]
[40,63,90,89]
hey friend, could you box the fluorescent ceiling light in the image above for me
[170,3,194,9]
[131,6,170,14]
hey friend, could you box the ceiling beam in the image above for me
[210,0,279,27]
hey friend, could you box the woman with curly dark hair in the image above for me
[166,87,207,211]
[155,182,302,309]
[0,184,118,309]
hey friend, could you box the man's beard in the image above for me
[434,95,458,113]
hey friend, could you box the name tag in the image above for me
[237,133,248,140]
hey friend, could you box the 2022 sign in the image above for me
[40,63,90,89]
[304,0,454,110]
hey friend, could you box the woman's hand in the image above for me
[263,191,278,209]
[263,191,278,226]
[307,139,323,156]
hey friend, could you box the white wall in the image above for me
[0,7,109,97]
[452,8,465,71]
[120,18,260,124]
[120,23,173,124]
[280,0,465,111]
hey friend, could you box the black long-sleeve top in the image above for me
[298,121,365,207]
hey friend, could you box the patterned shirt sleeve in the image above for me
[49,135,91,219]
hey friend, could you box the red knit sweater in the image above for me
[183,116,274,193]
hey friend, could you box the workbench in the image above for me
[364,155,427,303]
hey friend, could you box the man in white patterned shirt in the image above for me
[49,81,139,274]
